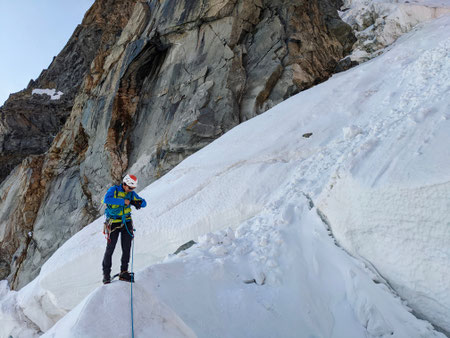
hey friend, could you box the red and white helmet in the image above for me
[123,174,138,188]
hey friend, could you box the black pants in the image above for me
[102,221,133,276]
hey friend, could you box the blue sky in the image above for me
[0,0,95,106]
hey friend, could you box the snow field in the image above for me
[42,192,444,337]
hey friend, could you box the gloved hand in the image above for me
[130,199,143,210]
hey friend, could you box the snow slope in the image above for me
[43,194,440,338]
[317,11,450,332]
[1,11,450,338]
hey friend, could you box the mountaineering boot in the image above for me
[119,271,134,283]
[103,274,111,284]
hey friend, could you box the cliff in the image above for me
[0,0,354,289]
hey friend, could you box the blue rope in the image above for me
[123,204,135,338]
[130,236,135,338]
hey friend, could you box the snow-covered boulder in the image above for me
[341,0,450,61]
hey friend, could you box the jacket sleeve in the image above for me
[103,186,125,206]
[132,191,147,208]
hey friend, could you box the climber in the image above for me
[102,174,147,284]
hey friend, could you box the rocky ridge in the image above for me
[0,0,354,289]
[0,0,137,183]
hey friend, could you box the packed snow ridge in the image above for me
[1,10,450,338]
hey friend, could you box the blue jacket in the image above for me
[103,185,147,223]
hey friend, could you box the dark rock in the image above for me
[334,56,359,73]
[318,0,356,55]
[174,240,197,255]
[0,256,11,280]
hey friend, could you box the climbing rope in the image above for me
[123,204,135,338]
[130,238,135,338]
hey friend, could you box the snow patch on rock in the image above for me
[32,88,64,100]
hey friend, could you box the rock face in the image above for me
[0,0,141,288]
[0,2,100,183]
[0,0,354,289]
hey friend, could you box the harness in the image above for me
[103,218,133,242]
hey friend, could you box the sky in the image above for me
[0,0,95,106]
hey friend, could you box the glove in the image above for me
[130,199,143,210]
